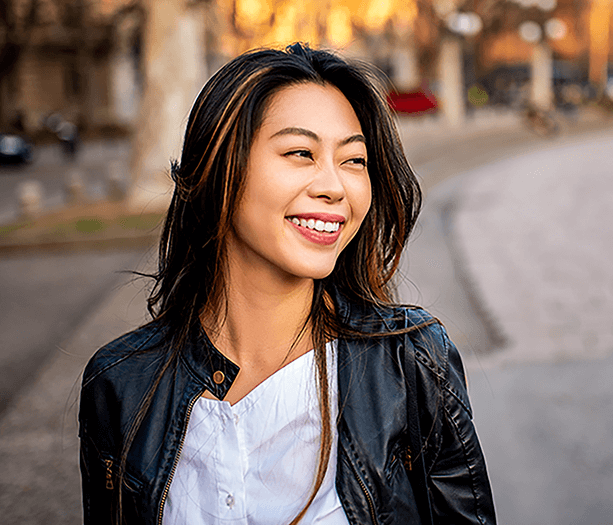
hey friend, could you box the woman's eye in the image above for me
[284,149,313,160]
[346,157,367,167]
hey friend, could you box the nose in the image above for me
[307,162,345,203]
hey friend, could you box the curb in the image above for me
[0,232,158,255]
[440,197,508,352]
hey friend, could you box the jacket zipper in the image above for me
[157,389,203,525]
[404,446,413,471]
[104,459,114,490]
[341,446,380,525]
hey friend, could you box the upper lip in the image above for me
[287,212,346,223]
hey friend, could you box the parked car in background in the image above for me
[387,87,438,115]
[0,133,33,165]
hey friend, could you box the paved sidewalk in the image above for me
[454,130,613,364]
[0,255,154,524]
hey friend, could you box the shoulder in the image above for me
[345,300,471,415]
[399,306,472,417]
[81,320,168,390]
[79,320,171,444]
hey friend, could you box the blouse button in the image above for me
[225,494,235,509]
[213,370,225,384]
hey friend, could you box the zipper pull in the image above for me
[403,447,412,471]
[104,459,114,490]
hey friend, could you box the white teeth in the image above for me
[290,217,341,232]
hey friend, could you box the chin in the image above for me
[289,262,336,281]
[310,268,336,280]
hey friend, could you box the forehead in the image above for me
[260,82,363,136]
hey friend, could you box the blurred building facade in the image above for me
[1,0,611,136]
[0,0,140,135]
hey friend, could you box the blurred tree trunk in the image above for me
[127,0,207,212]
[438,35,465,126]
[75,1,92,128]
[589,0,611,96]
[0,0,28,128]
[530,41,553,109]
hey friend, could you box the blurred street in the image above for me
[0,249,147,414]
[0,111,612,524]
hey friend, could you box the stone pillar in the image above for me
[111,51,140,126]
[65,168,86,205]
[530,41,553,109]
[107,160,126,201]
[127,0,207,213]
[391,37,420,92]
[437,36,465,127]
[17,181,43,219]
[111,14,141,127]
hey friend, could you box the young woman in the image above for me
[79,43,496,524]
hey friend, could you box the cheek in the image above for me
[352,176,372,225]
[339,177,371,251]
[243,165,298,216]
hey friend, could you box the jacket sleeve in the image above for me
[79,377,120,525]
[424,326,497,525]
[79,432,118,524]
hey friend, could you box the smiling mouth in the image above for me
[286,217,342,233]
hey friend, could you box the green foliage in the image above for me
[0,220,33,238]
[75,218,106,233]
[468,85,489,107]
[118,214,161,231]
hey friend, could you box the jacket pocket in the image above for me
[96,453,147,524]
[384,439,413,483]
[99,453,144,494]
[382,439,423,523]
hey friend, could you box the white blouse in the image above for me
[162,341,350,525]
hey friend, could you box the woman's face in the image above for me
[228,82,372,283]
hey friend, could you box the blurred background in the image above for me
[0,0,612,524]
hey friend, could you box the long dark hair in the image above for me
[123,42,423,524]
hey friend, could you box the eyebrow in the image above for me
[270,127,366,147]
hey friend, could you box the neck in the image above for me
[202,256,315,370]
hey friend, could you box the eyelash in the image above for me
[284,150,367,166]
[285,149,313,159]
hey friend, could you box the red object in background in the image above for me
[387,90,438,115]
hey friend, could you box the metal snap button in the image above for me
[213,370,225,384]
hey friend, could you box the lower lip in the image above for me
[287,219,343,246]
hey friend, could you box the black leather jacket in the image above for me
[79,297,496,524]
